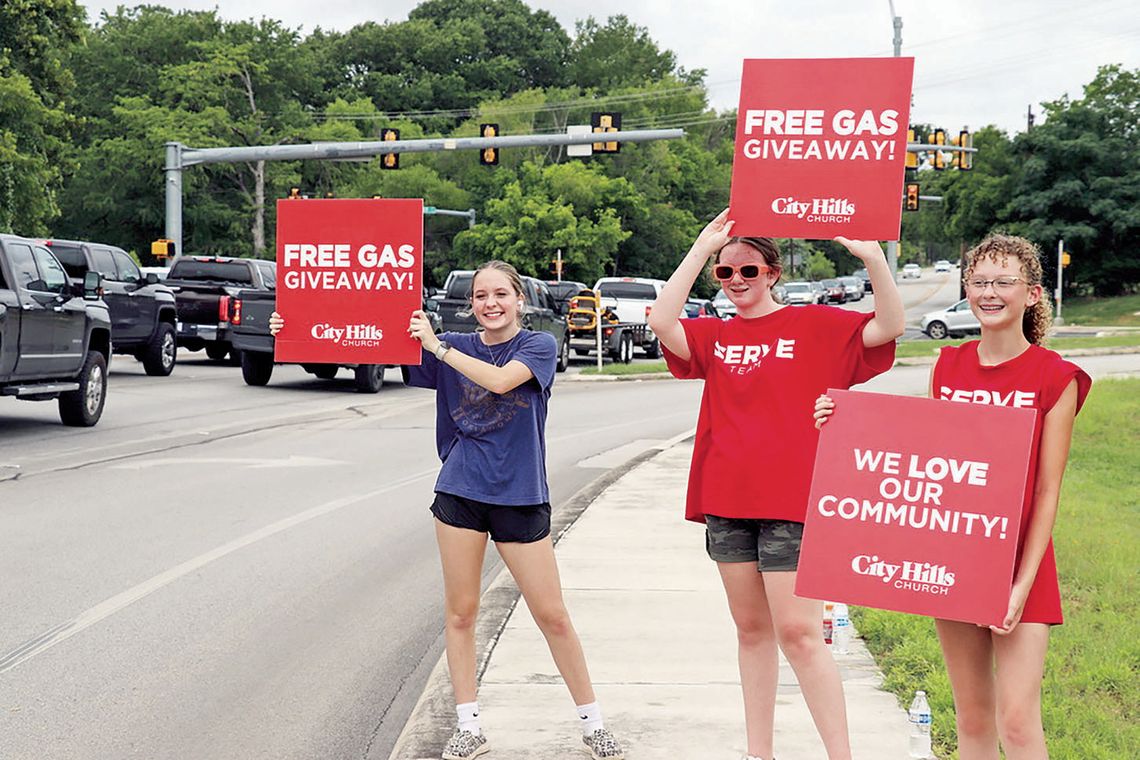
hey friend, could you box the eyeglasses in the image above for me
[714,263,769,280]
[964,276,1027,292]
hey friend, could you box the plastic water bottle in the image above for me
[822,602,835,646]
[832,603,851,654]
[908,690,932,758]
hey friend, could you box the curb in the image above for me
[384,433,694,760]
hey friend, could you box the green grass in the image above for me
[895,334,1140,359]
[579,360,669,376]
[1061,294,1140,326]
[853,378,1140,758]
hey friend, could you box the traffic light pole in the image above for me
[162,128,684,255]
[1056,239,1064,324]
[887,0,904,279]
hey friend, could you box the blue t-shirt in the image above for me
[403,330,556,505]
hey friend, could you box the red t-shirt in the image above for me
[933,341,1091,624]
[663,306,895,523]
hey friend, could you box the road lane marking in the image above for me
[0,466,439,674]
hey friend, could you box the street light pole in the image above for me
[886,1,904,280]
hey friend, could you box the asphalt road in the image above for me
[0,359,702,760]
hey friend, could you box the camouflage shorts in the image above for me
[704,515,803,571]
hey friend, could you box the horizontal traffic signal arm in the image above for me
[175,130,684,167]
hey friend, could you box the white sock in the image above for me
[456,701,481,734]
[576,701,604,735]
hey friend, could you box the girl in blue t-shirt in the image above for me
[403,261,623,759]
[269,262,623,760]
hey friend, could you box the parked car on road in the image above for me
[544,280,587,316]
[808,281,828,303]
[165,255,276,363]
[852,267,873,293]
[683,298,719,318]
[902,263,922,279]
[819,278,847,304]
[712,288,736,317]
[230,291,440,392]
[839,276,864,301]
[0,234,111,426]
[921,299,981,339]
[42,238,178,376]
[782,281,816,305]
[934,260,953,273]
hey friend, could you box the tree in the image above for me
[568,16,678,90]
[1006,65,1140,295]
[452,162,633,283]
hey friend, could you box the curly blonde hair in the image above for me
[963,234,1052,345]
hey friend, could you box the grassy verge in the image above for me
[579,360,669,376]
[1061,293,1140,326]
[853,378,1140,758]
[895,333,1140,359]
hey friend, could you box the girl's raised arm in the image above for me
[648,209,734,362]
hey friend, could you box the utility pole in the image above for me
[1056,239,1064,324]
[886,1,904,279]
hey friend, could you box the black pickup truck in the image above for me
[41,238,178,376]
[0,234,111,426]
[431,270,570,371]
[164,256,276,363]
[227,290,431,393]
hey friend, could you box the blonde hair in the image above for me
[963,234,1052,345]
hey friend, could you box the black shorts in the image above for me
[430,492,552,544]
[704,515,803,571]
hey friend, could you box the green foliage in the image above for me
[452,162,633,283]
[569,15,677,90]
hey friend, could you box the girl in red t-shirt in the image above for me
[649,210,905,760]
[816,234,1091,758]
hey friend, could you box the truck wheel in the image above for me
[555,338,570,373]
[240,351,274,386]
[142,323,176,376]
[354,364,385,393]
[643,337,661,359]
[206,343,229,361]
[620,333,634,364]
[59,351,107,427]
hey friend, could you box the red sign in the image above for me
[729,58,914,241]
[795,390,1036,626]
[274,198,423,365]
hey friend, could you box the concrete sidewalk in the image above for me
[389,440,914,760]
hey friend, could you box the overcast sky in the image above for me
[81,0,1138,135]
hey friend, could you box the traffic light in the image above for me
[381,128,399,170]
[287,187,301,199]
[479,123,499,166]
[1062,251,1071,267]
[591,112,621,153]
[905,182,920,211]
[905,127,918,170]
[955,129,973,170]
[550,257,563,279]
[932,129,946,170]
[150,239,175,258]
